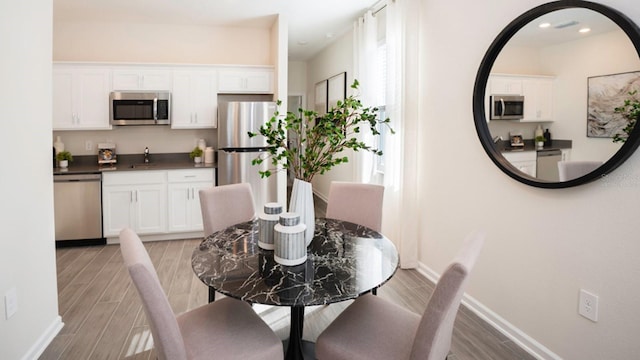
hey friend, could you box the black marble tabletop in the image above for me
[191,218,399,307]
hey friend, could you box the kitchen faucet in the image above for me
[144,147,150,163]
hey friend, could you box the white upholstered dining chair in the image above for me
[119,228,283,360]
[325,181,384,232]
[315,230,485,360]
[557,160,602,181]
[199,183,256,302]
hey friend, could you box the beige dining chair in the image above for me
[119,228,283,360]
[199,183,256,302]
[326,181,384,232]
[315,230,485,360]
[557,160,603,181]
[326,181,385,294]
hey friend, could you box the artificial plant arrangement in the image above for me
[248,80,394,182]
[56,151,73,162]
[189,146,203,160]
[613,90,640,143]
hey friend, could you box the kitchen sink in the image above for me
[130,163,158,169]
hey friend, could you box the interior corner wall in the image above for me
[306,31,357,199]
[420,0,640,359]
[0,1,62,359]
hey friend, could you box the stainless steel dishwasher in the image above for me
[536,149,562,181]
[53,173,105,246]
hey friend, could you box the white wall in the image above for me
[0,1,62,359]
[421,0,640,358]
[306,32,357,199]
[54,21,272,65]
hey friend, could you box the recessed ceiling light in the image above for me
[579,27,591,33]
[325,32,335,39]
[539,22,551,28]
[297,40,309,46]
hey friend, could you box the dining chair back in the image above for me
[409,230,485,359]
[326,181,384,232]
[557,160,602,181]
[199,182,256,302]
[315,230,485,360]
[119,228,283,360]
[120,228,186,359]
[199,182,256,236]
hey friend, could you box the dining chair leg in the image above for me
[371,287,377,296]
[208,286,216,303]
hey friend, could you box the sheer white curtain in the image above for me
[381,0,421,268]
[353,10,379,183]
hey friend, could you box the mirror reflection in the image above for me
[486,8,640,182]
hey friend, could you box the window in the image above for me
[374,25,388,174]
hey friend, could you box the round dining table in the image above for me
[191,217,399,360]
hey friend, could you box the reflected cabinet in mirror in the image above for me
[473,0,640,188]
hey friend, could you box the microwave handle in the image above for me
[153,97,158,120]
[500,98,505,117]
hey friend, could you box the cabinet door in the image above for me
[522,77,554,122]
[134,184,167,234]
[167,183,191,232]
[189,182,214,230]
[76,70,111,129]
[102,186,134,237]
[218,68,273,94]
[171,72,193,128]
[52,70,75,129]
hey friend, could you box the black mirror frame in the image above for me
[473,0,640,188]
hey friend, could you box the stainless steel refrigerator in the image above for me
[217,101,278,210]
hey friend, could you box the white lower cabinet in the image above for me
[102,171,167,237]
[502,151,537,177]
[167,169,215,232]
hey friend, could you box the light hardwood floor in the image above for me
[41,198,535,359]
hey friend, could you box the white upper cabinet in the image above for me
[218,67,274,94]
[53,65,112,130]
[521,76,554,122]
[112,68,172,91]
[171,70,218,129]
[489,75,523,95]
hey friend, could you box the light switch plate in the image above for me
[5,287,17,319]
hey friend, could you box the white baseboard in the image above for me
[22,316,64,360]
[106,231,204,244]
[416,262,561,360]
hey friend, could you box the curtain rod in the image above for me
[372,0,388,15]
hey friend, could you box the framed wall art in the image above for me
[314,80,328,116]
[327,72,347,110]
[587,70,640,138]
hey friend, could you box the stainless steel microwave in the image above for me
[110,91,171,125]
[490,94,524,120]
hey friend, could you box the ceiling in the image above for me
[53,0,380,61]
[507,8,621,49]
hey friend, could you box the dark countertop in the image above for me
[53,152,216,175]
[497,139,572,153]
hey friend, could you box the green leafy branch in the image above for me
[613,90,640,143]
[248,80,394,182]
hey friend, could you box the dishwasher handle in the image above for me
[54,173,102,182]
[537,149,562,157]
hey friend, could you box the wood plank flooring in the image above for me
[40,197,535,359]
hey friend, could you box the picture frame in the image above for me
[314,80,328,116]
[587,70,640,138]
[327,72,347,110]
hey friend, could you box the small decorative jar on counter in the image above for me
[274,212,307,266]
[258,202,283,250]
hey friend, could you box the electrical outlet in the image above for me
[85,140,93,151]
[5,287,17,319]
[578,289,599,322]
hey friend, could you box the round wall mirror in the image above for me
[473,0,640,188]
